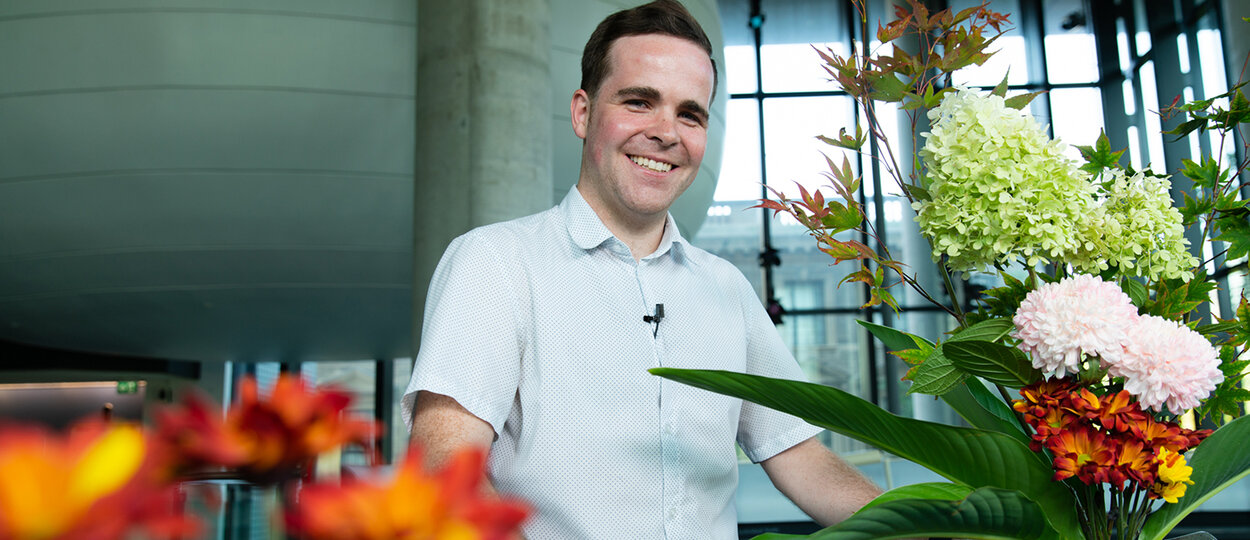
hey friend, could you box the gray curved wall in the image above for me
[0,0,724,364]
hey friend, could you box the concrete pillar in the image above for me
[413,0,552,342]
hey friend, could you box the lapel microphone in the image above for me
[643,303,664,337]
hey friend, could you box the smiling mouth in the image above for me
[630,155,674,173]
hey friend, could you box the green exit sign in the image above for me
[116,380,139,394]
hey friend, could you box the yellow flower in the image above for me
[1152,447,1195,503]
[0,420,194,540]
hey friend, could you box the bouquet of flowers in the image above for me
[653,1,1250,539]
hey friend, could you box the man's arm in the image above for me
[409,390,495,468]
[759,437,882,526]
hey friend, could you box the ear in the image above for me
[570,89,590,140]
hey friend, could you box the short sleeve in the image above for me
[730,270,824,462]
[401,230,526,435]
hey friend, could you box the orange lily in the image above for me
[0,420,196,540]
[286,447,529,540]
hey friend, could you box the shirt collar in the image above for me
[561,186,689,262]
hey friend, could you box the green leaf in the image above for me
[1181,157,1224,191]
[649,368,1082,538]
[858,482,972,512]
[1196,321,1239,337]
[868,73,910,102]
[901,182,931,202]
[1120,279,1149,310]
[1214,214,1250,261]
[1140,414,1250,540]
[1076,131,1126,175]
[1146,275,1217,321]
[821,202,864,231]
[1004,90,1045,111]
[757,487,1061,540]
[940,379,1031,447]
[943,340,1041,388]
[857,320,934,351]
[990,71,1010,98]
[949,318,1015,343]
[908,347,967,395]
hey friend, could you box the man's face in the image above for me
[571,33,714,229]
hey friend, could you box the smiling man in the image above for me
[403,1,884,538]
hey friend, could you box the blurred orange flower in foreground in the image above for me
[0,420,195,540]
[154,374,379,485]
[286,447,529,540]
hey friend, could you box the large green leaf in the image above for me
[858,482,972,512]
[1140,414,1250,540]
[753,487,1061,540]
[649,368,1082,538]
[943,340,1041,388]
[939,378,1031,447]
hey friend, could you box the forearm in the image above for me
[760,437,881,526]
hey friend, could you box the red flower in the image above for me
[153,374,380,485]
[286,446,529,540]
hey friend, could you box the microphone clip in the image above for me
[643,303,664,338]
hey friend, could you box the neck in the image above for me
[577,188,668,261]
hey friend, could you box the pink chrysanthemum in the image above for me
[1012,274,1139,377]
[1108,315,1223,412]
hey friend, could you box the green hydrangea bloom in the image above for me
[1073,169,1197,281]
[916,89,1096,273]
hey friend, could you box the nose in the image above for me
[645,113,679,147]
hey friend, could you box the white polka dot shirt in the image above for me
[402,187,821,539]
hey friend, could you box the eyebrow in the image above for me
[616,86,709,122]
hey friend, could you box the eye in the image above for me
[624,99,649,109]
[679,111,706,126]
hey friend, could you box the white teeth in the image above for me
[630,155,673,172]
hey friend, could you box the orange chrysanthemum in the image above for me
[0,420,196,540]
[286,447,529,540]
[1026,406,1082,452]
[1135,417,1199,454]
[1012,378,1080,419]
[1047,426,1116,485]
[1092,390,1148,434]
[1107,438,1156,490]
[153,374,380,485]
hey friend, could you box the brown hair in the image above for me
[580,0,718,101]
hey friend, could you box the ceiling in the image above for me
[0,0,726,366]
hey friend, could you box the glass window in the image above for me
[762,96,857,199]
[715,99,764,202]
[1043,0,1098,84]
[1049,87,1105,157]
[758,0,848,93]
